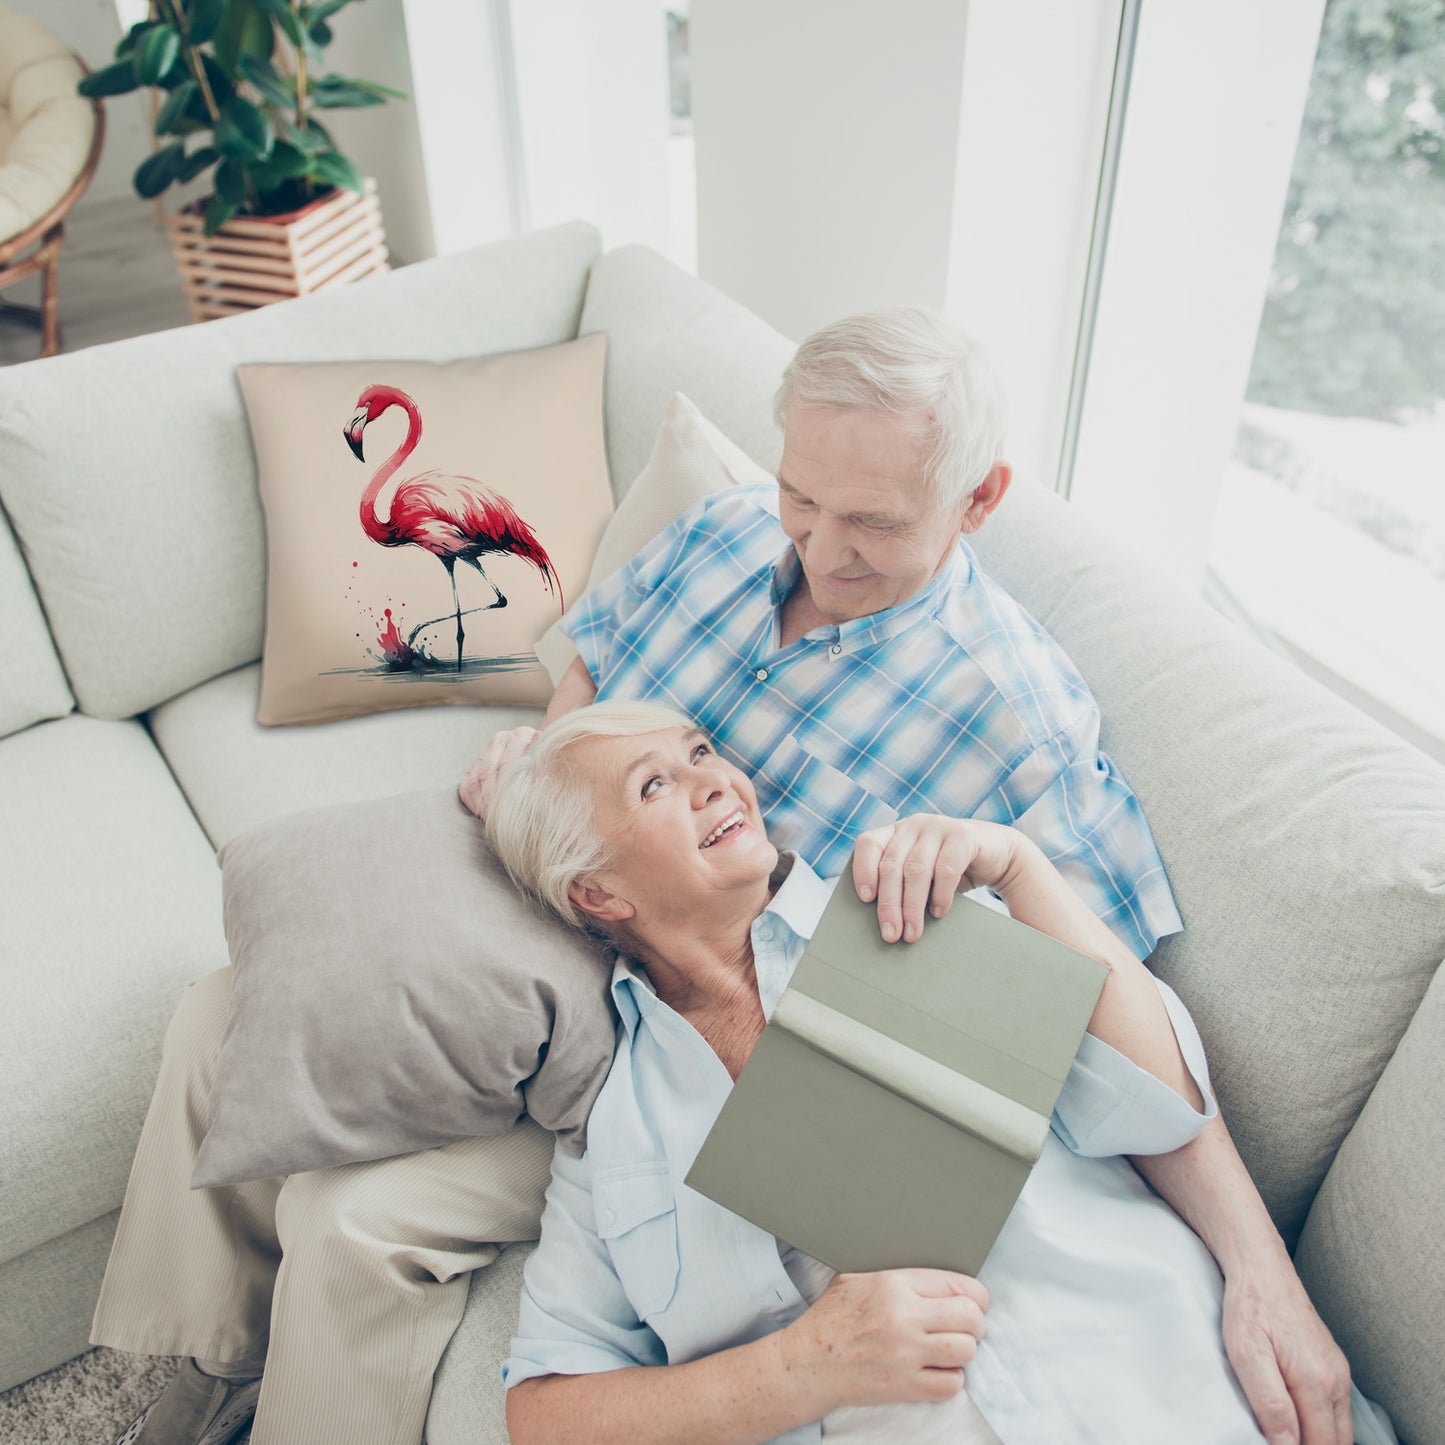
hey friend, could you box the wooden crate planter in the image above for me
[166,179,389,322]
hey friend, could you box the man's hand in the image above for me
[851,814,1026,943]
[1221,1262,1353,1445]
[458,726,540,822]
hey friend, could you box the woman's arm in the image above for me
[851,815,1202,1108]
[509,1269,987,1445]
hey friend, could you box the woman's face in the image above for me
[566,726,777,926]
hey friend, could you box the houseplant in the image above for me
[79,0,404,317]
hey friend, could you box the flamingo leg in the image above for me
[464,556,509,611]
[443,557,464,670]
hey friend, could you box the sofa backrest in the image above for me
[0,502,72,738]
[0,221,602,721]
[970,478,1445,1245]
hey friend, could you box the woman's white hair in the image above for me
[487,699,697,932]
[774,307,1007,511]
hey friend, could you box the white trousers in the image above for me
[91,969,554,1445]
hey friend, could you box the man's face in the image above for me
[776,405,973,623]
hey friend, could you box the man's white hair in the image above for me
[773,307,1008,511]
[487,700,697,931]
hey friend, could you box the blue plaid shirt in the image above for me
[561,485,1181,959]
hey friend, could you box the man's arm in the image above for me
[545,654,599,724]
[1131,1120,1353,1445]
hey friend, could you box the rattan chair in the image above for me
[0,7,104,359]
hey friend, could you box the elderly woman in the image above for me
[484,700,1299,1445]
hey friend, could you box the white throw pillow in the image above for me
[534,392,776,684]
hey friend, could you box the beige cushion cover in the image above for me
[239,336,612,724]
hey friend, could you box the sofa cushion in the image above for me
[535,392,764,684]
[194,791,615,1187]
[0,715,226,1267]
[580,245,794,499]
[967,479,1445,1244]
[148,662,538,849]
[0,503,71,738]
[427,1242,535,1445]
[238,336,611,724]
[0,221,601,722]
[1295,958,1445,1445]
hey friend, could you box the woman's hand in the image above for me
[779,1269,989,1412]
[458,726,540,822]
[852,815,1029,943]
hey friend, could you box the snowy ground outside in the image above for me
[1211,402,1445,755]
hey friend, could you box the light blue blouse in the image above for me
[504,858,1270,1443]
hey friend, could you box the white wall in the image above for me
[510,0,671,252]
[690,0,972,342]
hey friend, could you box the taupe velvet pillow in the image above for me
[192,789,617,1188]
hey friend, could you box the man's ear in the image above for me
[958,462,1012,536]
[567,879,635,924]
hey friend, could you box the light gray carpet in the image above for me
[0,1349,196,1445]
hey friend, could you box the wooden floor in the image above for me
[0,194,193,366]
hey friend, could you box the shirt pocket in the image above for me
[593,1163,681,1321]
[758,732,898,861]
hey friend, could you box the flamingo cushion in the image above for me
[238,334,612,725]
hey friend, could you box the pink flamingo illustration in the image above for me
[344,385,562,670]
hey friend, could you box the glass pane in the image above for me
[666,2,697,274]
[1208,0,1445,758]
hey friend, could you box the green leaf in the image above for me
[133,142,185,199]
[281,115,332,153]
[203,192,238,235]
[115,20,156,59]
[301,0,352,23]
[239,53,295,107]
[215,156,249,205]
[309,148,363,194]
[79,60,142,98]
[350,78,408,101]
[308,18,332,47]
[134,25,181,86]
[247,0,306,45]
[186,0,227,47]
[199,53,235,107]
[214,0,274,75]
[178,145,220,182]
[215,95,274,160]
[263,139,311,178]
[309,75,384,108]
[154,79,198,135]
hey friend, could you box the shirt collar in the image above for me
[767,542,973,651]
[609,851,835,1037]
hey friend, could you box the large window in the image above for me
[1206,0,1444,757]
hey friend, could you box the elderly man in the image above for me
[95,311,1350,1445]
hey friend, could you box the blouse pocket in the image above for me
[593,1162,681,1321]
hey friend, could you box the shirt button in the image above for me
[755,668,769,681]
[830,644,842,655]
[756,924,773,943]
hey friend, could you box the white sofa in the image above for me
[1,222,1441,1444]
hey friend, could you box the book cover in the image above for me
[684,885,1109,1275]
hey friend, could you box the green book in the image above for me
[684,886,1110,1276]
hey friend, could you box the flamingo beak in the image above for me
[344,409,367,461]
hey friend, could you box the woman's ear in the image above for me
[568,879,635,924]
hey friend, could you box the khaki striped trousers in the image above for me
[91,968,554,1445]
